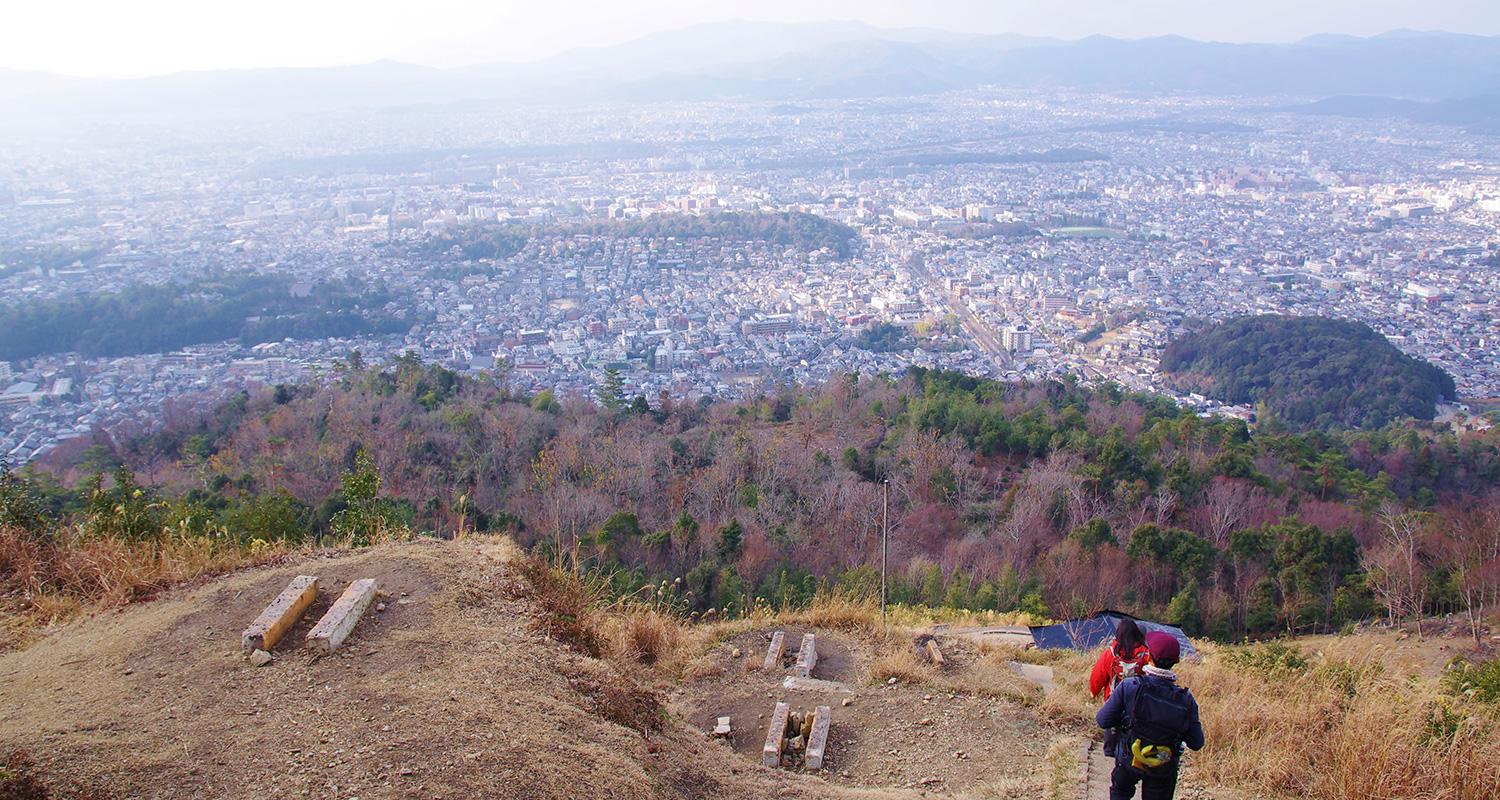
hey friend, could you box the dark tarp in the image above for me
[1029,610,1198,661]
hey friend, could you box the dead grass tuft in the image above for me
[610,609,684,667]
[869,642,931,685]
[1044,735,1086,800]
[775,594,882,630]
[514,554,608,658]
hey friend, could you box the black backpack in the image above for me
[1121,679,1192,773]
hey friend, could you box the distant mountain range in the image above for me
[4,21,1500,121]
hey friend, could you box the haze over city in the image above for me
[6,0,1500,77]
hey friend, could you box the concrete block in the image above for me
[763,702,790,767]
[926,639,945,667]
[805,705,832,770]
[306,578,378,652]
[713,716,731,738]
[794,633,817,678]
[241,575,319,652]
[764,630,786,672]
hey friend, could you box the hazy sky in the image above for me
[8,0,1500,78]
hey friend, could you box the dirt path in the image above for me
[0,539,919,800]
[673,628,1089,798]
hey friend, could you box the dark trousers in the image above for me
[1109,762,1179,800]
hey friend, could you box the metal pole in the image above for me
[881,479,889,624]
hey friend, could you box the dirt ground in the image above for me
[0,537,1274,800]
[0,539,936,800]
[673,627,1086,798]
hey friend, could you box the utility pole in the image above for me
[881,478,889,625]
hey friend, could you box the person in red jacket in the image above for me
[1091,618,1151,701]
[1090,617,1152,760]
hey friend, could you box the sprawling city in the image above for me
[2,90,1497,461]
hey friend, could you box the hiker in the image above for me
[1096,631,1204,800]
[1090,618,1153,759]
[1090,617,1151,700]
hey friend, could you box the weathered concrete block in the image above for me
[241,575,318,652]
[794,633,817,678]
[764,630,786,672]
[926,639,945,667]
[805,705,832,770]
[306,578,378,652]
[713,716,732,738]
[763,701,790,767]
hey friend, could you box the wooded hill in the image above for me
[16,359,1500,643]
[0,271,413,361]
[422,210,860,262]
[1161,314,1456,430]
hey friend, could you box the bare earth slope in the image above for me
[0,539,930,800]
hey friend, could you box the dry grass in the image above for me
[513,554,609,658]
[869,637,932,685]
[1043,735,1086,800]
[1185,639,1500,800]
[0,523,279,650]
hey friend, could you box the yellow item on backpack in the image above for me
[1130,738,1172,770]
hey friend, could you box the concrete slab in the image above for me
[794,633,817,678]
[949,624,1035,648]
[764,631,786,672]
[241,575,318,652]
[306,578,378,652]
[763,701,790,767]
[805,705,832,770]
[1006,660,1056,692]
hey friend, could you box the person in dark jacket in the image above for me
[1095,631,1205,800]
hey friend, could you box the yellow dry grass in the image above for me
[0,523,282,650]
[1184,639,1500,800]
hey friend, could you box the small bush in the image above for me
[1219,638,1309,675]
[1442,656,1500,704]
[594,675,663,733]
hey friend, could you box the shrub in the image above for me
[1442,656,1500,705]
[1219,638,1309,676]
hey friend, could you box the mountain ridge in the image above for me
[4,23,1500,119]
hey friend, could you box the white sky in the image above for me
[7,0,1500,78]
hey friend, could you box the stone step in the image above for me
[805,705,832,770]
[794,633,817,678]
[306,578,378,652]
[763,702,790,767]
[241,575,319,652]
[764,630,786,672]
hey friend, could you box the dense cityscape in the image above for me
[2,91,1498,462]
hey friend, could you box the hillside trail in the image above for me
[0,537,931,800]
[0,536,1243,799]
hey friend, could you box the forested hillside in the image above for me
[17,359,1500,643]
[0,271,413,360]
[1161,315,1456,429]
